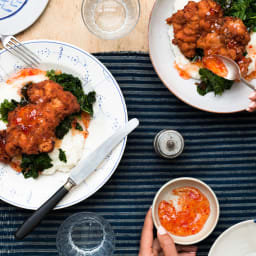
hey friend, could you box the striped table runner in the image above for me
[1,52,256,255]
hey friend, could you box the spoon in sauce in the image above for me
[210,55,255,90]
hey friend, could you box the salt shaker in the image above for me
[153,130,184,159]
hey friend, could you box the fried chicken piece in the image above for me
[0,130,11,163]
[167,0,224,58]
[3,80,80,157]
[167,1,200,58]
[198,17,250,60]
[167,0,251,75]
[220,17,250,60]
[238,56,252,77]
[197,0,223,32]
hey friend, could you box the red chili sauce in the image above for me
[6,68,46,84]
[158,186,210,236]
[202,56,228,78]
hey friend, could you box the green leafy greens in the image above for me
[55,115,75,139]
[75,122,83,131]
[46,70,96,116]
[0,99,18,122]
[197,68,234,96]
[20,153,53,179]
[0,83,31,122]
[46,70,96,139]
[215,0,256,31]
[59,149,67,163]
[191,48,204,62]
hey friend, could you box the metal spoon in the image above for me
[213,55,255,90]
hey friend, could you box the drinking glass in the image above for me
[81,0,140,39]
[56,212,115,256]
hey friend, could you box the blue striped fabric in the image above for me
[1,52,256,255]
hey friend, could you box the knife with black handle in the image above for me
[15,118,139,240]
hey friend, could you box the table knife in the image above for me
[15,118,139,240]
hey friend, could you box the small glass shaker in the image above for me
[153,130,184,159]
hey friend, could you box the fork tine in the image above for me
[10,37,41,64]
[7,39,39,66]
[4,46,32,67]
[5,43,38,67]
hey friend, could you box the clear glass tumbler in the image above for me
[81,0,140,40]
[56,212,115,256]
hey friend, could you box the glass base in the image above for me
[56,212,115,256]
[81,0,140,40]
[94,0,126,32]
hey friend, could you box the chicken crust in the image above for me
[167,0,251,75]
[2,80,80,158]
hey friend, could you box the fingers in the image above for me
[247,101,256,112]
[247,92,256,112]
[152,239,161,255]
[176,245,197,253]
[178,246,197,256]
[139,208,154,255]
[157,226,178,256]
[178,253,196,256]
[249,91,256,101]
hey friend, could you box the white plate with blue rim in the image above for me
[0,0,48,35]
[209,220,256,256]
[0,40,128,210]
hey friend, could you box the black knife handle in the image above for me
[15,178,75,240]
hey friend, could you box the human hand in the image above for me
[139,208,197,256]
[247,91,256,112]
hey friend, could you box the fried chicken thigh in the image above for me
[167,0,251,75]
[3,80,80,158]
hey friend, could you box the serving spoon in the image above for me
[213,55,255,90]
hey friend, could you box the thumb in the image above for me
[157,226,178,256]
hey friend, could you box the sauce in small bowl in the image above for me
[152,177,219,245]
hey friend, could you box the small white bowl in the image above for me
[152,177,219,245]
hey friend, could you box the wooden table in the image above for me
[17,0,155,53]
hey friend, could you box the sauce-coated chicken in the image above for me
[167,0,251,76]
[1,80,80,159]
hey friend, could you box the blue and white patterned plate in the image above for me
[0,40,128,210]
[0,0,48,35]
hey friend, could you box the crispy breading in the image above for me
[167,0,251,74]
[2,80,80,157]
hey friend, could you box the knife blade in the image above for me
[15,118,139,240]
[70,118,139,185]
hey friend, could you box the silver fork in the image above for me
[0,35,41,67]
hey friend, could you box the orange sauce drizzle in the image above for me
[174,61,203,80]
[10,162,22,173]
[10,156,22,173]
[202,56,228,78]
[81,112,90,139]
[54,139,62,149]
[245,71,256,81]
[158,186,210,236]
[81,112,90,129]
[71,113,90,139]
[174,62,191,80]
[247,44,256,56]
[6,68,46,84]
